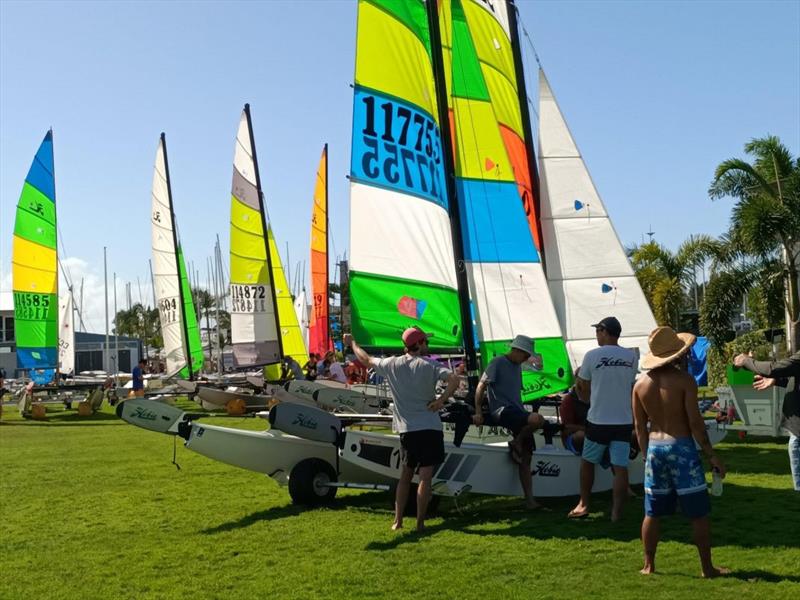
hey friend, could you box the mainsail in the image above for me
[230,105,282,368]
[151,134,204,378]
[308,144,331,357]
[58,292,75,376]
[349,0,462,352]
[12,130,58,384]
[294,289,310,350]
[440,0,571,399]
[538,70,657,367]
[264,226,308,380]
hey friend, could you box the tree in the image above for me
[628,235,718,329]
[708,135,800,351]
[192,287,216,352]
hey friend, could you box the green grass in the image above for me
[1,400,798,599]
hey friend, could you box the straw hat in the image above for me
[642,326,697,369]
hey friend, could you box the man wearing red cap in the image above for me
[345,327,459,532]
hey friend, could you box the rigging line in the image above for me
[449,11,516,341]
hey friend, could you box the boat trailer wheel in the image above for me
[288,458,338,506]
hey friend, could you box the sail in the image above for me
[308,144,331,356]
[538,70,657,367]
[176,245,204,378]
[58,292,75,376]
[13,130,58,384]
[264,227,309,380]
[151,135,197,378]
[440,0,571,399]
[349,0,462,352]
[230,107,281,367]
[295,289,310,349]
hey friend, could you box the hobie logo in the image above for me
[523,376,551,394]
[397,296,427,320]
[132,406,158,421]
[532,461,560,477]
[291,413,318,430]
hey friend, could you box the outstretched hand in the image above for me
[343,333,353,347]
[709,455,726,479]
[753,375,776,391]
[733,352,751,367]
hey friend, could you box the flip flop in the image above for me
[567,509,589,519]
[508,441,523,465]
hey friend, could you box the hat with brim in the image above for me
[642,326,697,370]
[509,334,534,357]
[402,327,432,348]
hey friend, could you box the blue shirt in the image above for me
[132,366,144,390]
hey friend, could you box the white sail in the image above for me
[58,292,74,376]
[294,289,309,350]
[151,136,188,376]
[538,70,657,368]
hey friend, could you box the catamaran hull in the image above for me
[196,386,271,411]
[341,421,728,498]
[283,380,389,414]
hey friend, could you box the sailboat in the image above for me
[150,133,204,380]
[538,71,658,368]
[308,144,332,358]
[12,130,59,386]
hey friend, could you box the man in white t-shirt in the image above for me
[568,316,638,521]
[345,327,459,532]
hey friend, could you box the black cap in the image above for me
[591,316,621,337]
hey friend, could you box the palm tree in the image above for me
[707,135,800,351]
[628,235,718,329]
[192,287,215,353]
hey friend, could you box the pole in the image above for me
[113,272,119,384]
[104,246,109,374]
[323,143,331,352]
[426,0,479,391]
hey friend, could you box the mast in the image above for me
[244,103,284,360]
[53,129,60,382]
[160,133,194,380]
[507,0,545,262]
[426,0,479,388]
[324,143,331,351]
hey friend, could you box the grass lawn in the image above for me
[1,399,798,599]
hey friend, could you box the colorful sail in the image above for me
[177,245,204,378]
[264,227,309,380]
[309,144,332,357]
[230,106,281,367]
[12,130,58,384]
[440,0,571,399]
[58,292,75,376]
[349,0,462,352]
[538,70,657,367]
[151,134,203,378]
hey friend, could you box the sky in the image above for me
[1,0,798,333]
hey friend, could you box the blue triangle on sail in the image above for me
[601,283,614,294]
[574,199,584,211]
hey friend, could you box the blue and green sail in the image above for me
[12,130,58,384]
[349,0,462,352]
[177,245,204,379]
[441,0,572,399]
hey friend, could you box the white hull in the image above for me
[196,386,270,411]
[284,380,390,414]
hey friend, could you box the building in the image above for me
[0,291,142,376]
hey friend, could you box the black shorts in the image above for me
[399,429,445,469]
[497,407,531,436]
[585,422,633,445]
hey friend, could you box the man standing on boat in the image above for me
[568,317,637,521]
[634,327,728,578]
[345,327,459,532]
[472,334,546,509]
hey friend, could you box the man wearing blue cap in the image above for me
[568,317,638,521]
[473,334,546,509]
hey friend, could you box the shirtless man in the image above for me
[633,326,728,578]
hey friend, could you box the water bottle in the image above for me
[710,468,723,497]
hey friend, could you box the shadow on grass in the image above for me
[724,569,800,584]
[718,438,791,476]
[0,410,123,426]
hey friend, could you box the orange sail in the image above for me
[308,144,331,356]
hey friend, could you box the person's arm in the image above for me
[684,376,726,477]
[735,351,800,379]
[429,372,459,411]
[473,378,487,425]
[575,376,591,404]
[343,333,378,369]
[559,396,585,435]
[632,383,649,459]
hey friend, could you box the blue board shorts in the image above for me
[644,437,710,518]
[496,406,531,436]
[582,422,632,467]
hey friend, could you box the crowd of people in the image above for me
[341,316,755,578]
